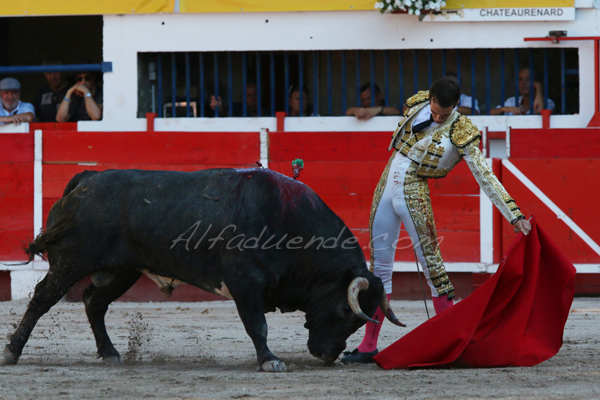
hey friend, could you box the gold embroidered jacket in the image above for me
[388,91,524,224]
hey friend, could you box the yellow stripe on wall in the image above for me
[0,0,574,15]
[181,0,574,12]
[0,0,174,16]
[180,0,376,13]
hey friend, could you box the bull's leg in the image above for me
[227,282,286,372]
[83,270,141,365]
[3,270,86,365]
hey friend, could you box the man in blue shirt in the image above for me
[0,78,35,125]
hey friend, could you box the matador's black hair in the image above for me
[429,76,461,109]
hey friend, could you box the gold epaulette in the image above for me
[449,115,481,148]
[405,90,429,108]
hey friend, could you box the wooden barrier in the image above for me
[1,126,599,300]
[269,131,481,263]
[41,130,261,226]
[509,128,600,158]
[501,159,600,263]
[0,132,33,261]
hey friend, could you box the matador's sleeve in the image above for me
[461,140,525,224]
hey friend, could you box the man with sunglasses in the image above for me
[56,67,103,122]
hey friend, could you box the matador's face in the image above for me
[429,97,456,124]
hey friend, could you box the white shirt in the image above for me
[412,103,440,130]
[0,100,35,125]
[497,96,556,115]
[458,94,480,114]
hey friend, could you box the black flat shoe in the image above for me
[340,348,378,364]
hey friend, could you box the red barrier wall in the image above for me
[510,128,600,158]
[42,130,261,227]
[501,159,600,263]
[0,132,33,261]
[1,127,599,301]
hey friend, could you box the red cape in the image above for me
[374,216,576,369]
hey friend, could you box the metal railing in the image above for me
[137,49,578,118]
[0,62,112,74]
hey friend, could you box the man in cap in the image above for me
[0,77,35,125]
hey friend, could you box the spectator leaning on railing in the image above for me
[346,83,400,120]
[56,60,103,122]
[0,77,35,126]
[490,68,555,116]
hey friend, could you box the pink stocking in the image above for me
[356,294,390,353]
[432,296,454,315]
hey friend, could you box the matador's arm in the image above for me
[460,140,525,225]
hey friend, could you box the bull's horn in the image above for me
[347,277,380,325]
[379,294,407,327]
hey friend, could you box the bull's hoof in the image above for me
[259,359,287,372]
[102,356,122,366]
[2,345,18,365]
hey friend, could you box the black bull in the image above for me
[3,168,404,372]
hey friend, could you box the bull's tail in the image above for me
[23,207,77,262]
[24,170,97,263]
[4,171,93,267]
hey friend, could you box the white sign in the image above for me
[423,7,575,22]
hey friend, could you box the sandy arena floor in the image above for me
[0,298,599,400]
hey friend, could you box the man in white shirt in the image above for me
[0,77,35,125]
[458,93,480,115]
[491,68,555,115]
[445,73,480,115]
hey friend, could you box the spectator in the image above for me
[208,94,226,117]
[209,83,263,117]
[34,55,70,122]
[231,83,259,117]
[0,77,35,125]
[346,83,400,120]
[56,62,103,122]
[490,68,555,115]
[288,85,314,117]
[445,72,480,115]
[206,83,229,117]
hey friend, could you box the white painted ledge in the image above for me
[0,261,49,271]
[10,270,47,300]
[72,114,594,133]
[0,123,29,134]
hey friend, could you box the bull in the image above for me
[3,168,404,372]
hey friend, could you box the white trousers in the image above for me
[371,152,452,298]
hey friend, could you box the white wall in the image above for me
[90,8,599,132]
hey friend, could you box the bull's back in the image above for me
[49,168,337,269]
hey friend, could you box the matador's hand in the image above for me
[514,219,532,235]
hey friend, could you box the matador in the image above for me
[342,76,532,364]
